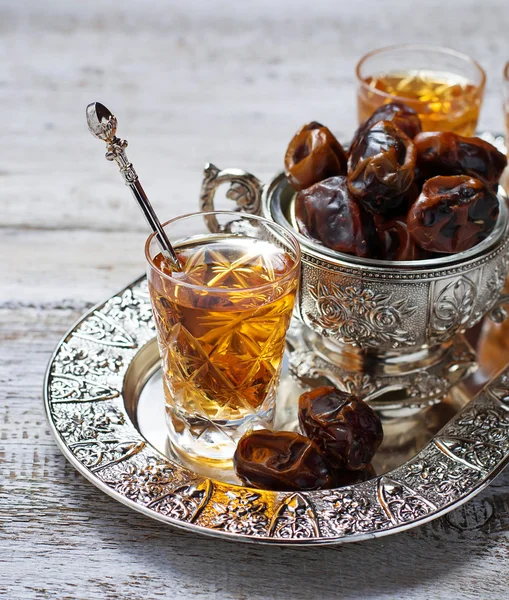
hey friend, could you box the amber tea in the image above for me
[358,70,481,135]
[147,222,300,465]
[356,46,485,137]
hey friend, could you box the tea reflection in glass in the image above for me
[356,45,485,135]
[146,212,300,466]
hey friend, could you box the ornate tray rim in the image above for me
[44,275,509,545]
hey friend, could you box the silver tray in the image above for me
[44,274,509,545]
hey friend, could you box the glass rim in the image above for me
[144,210,301,295]
[355,43,486,104]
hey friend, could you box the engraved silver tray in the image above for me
[44,274,509,545]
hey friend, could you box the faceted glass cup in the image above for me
[145,211,301,466]
[356,44,486,135]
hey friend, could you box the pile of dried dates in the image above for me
[233,386,383,491]
[285,104,507,259]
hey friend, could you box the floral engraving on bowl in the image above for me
[378,477,436,524]
[103,288,155,329]
[101,460,175,503]
[74,311,138,349]
[453,405,509,447]
[149,480,213,523]
[71,439,146,471]
[52,404,125,443]
[320,489,390,536]
[430,276,476,341]
[212,491,269,536]
[337,372,378,397]
[435,437,504,472]
[269,493,320,539]
[49,374,120,404]
[486,262,507,300]
[406,371,449,400]
[435,401,509,473]
[307,282,417,348]
[405,459,482,506]
[52,344,124,379]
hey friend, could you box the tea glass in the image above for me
[356,44,486,135]
[145,211,301,465]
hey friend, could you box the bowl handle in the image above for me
[199,163,263,232]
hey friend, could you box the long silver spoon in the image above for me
[86,102,182,271]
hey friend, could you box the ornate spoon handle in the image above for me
[86,102,182,271]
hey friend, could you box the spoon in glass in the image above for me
[86,102,182,271]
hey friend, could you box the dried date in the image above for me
[374,215,430,261]
[295,176,380,257]
[407,175,500,253]
[351,102,422,151]
[347,120,417,214]
[298,386,383,470]
[414,131,507,186]
[234,429,333,491]
[285,121,348,191]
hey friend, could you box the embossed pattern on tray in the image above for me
[44,275,509,544]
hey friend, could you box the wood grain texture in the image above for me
[1,1,509,598]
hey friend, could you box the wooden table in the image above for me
[2,1,509,598]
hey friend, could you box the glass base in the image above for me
[165,404,275,467]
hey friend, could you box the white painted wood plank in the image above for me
[1,0,508,232]
[0,229,146,306]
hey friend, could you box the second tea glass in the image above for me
[356,44,486,135]
[146,211,301,465]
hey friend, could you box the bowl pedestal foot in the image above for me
[285,320,477,415]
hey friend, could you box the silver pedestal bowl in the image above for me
[200,164,509,409]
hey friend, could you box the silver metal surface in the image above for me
[198,134,509,407]
[200,163,263,233]
[44,275,509,545]
[285,321,477,411]
[135,344,473,482]
[199,166,509,355]
[86,102,182,271]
